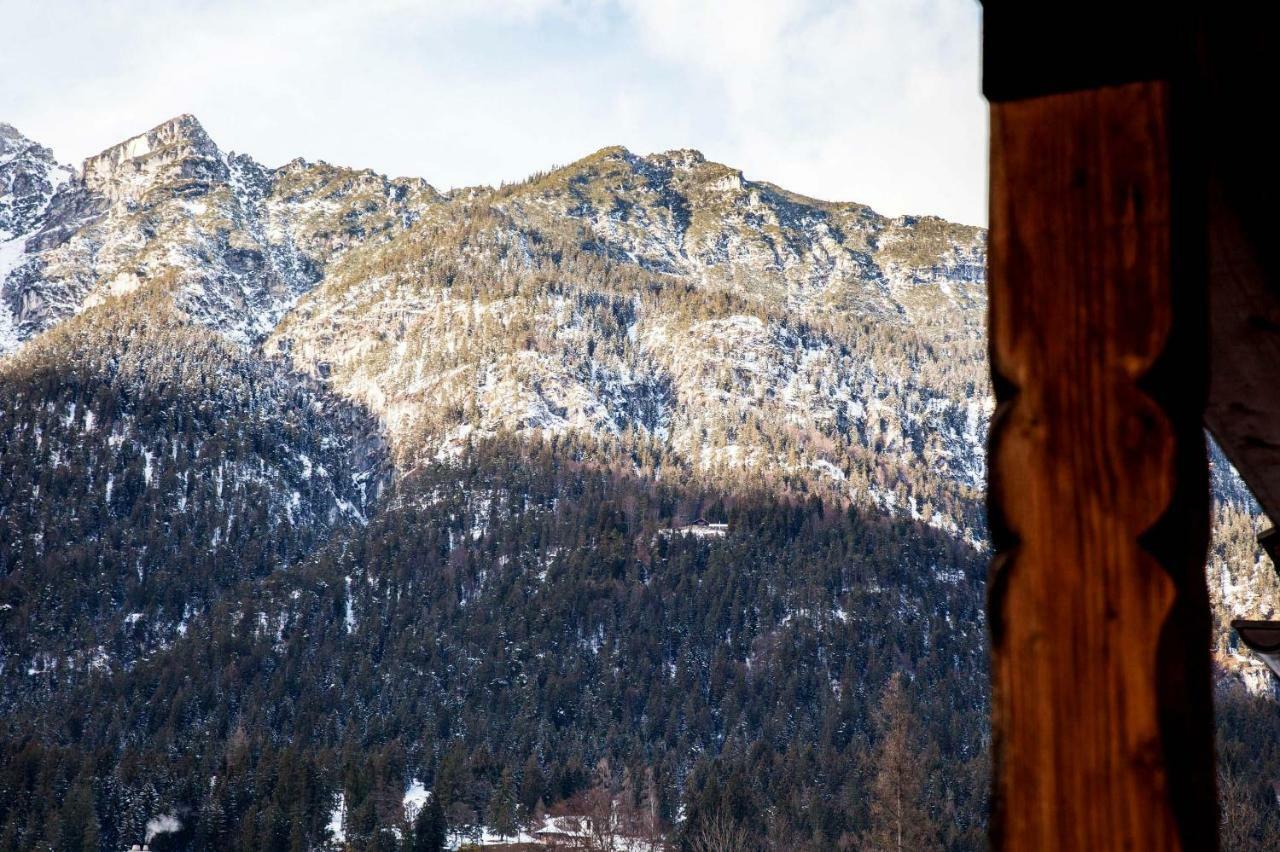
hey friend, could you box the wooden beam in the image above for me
[1200,10,1280,529]
[987,78,1218,851]
[982,3,1178,101]
[1259,528,1280,574]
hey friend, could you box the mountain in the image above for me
[0,116,1276,851]
[1,123,72,351]
[0,123,73,242]
[0,115,437,352]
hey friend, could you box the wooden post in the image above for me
[984,6,1218,850]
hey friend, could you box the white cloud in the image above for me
[617,0,986,222]
[0,0,986,223]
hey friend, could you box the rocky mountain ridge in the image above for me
[0,122,73,242]
[2,116,994,529]
[1,116,986,354]
[0,115,437,352]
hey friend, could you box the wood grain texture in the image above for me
[988,81,1217,851]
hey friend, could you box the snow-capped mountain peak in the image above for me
[0,122,74,241]
[0,116,439,353]
[81,113,225,205]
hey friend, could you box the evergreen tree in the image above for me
[412,794,446,852]
[519,755,547,817]
[55,782,100,852]
[486,767,517,840]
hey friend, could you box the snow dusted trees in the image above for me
[1,432,992,850]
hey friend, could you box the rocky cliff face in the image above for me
[0,115,438,351]
[269,144,991,545]
[81,113,226,205]
[487,145,986,321]
[1,123,74,351]
[0,123,72,241]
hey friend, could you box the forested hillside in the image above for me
[0,115,1277,851]
[2,439,990,850]
[0,292,384,683]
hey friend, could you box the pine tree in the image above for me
[412,794,445,852]
[55,781,100,852]
[486,767,517,840]
[518,755,546,817]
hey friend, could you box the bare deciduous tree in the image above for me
[689,812,752,852]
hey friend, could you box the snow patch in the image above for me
[327,794,346,844]
[0,235,28,353]
[343,576,356,633]
[403,779,430,821]
[145,814,181,842]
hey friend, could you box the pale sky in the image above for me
[0,0,987,224]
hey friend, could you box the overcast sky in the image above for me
[0,0,987,224]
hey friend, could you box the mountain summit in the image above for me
[81,113,224,204]
[0,115,438,348]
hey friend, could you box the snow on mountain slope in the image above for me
[0,115,439,353]
[1,123,75,352]
[0,294,387,678]
[492,146,986,322]
[261,140,1274,692]
[266,147,991,546]
[0,122,72,241]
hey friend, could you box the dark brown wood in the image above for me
[981,2,1183,102]
[1200,6,1280,529]
[1232,620,1280,654]
[1204,187,1280,526]
[1198,11,1280,524]
[987,81,1218,850]
[1259,528,1280,574]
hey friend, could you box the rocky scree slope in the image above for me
[270,146,993,545]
